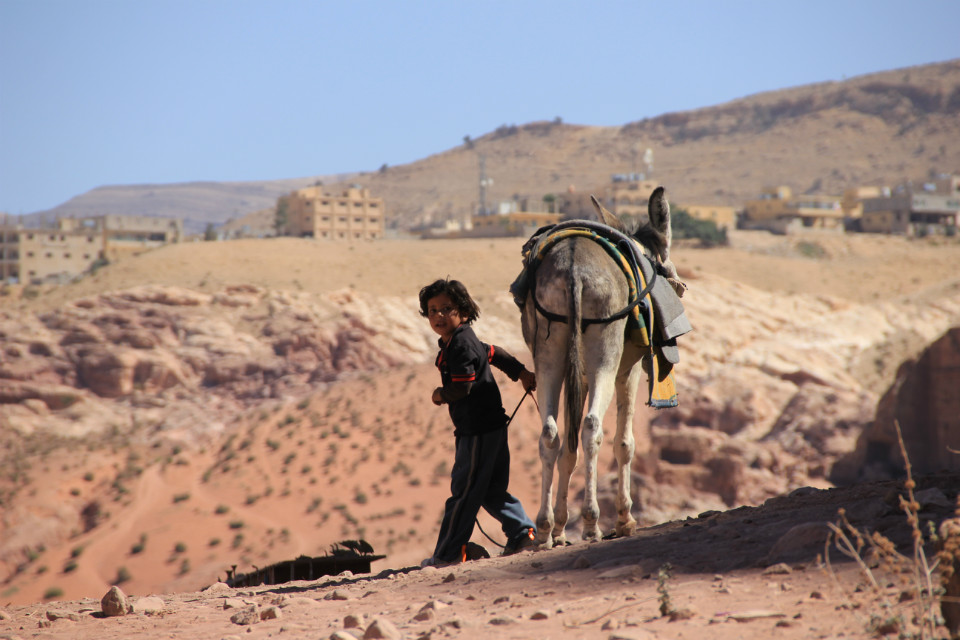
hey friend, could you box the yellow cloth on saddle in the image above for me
[529,228,678,408]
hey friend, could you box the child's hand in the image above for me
[519,369,536,392]
[431,387,444,405]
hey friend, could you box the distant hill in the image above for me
[18,175,359,235]
[17,59,960,233]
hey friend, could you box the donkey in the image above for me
[518,187,678,547]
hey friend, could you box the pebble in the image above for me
[259,606,282,621]
[229,605,260,626]
[45,609,80,622]
[362,617,401,639]
[133,596,165,614]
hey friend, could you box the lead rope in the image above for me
[475,388,537,549]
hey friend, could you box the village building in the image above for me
[742,186,844,234]
[684,205,738,232]
[1,214,182,285]
[279,185,384,240]
[861,178,960,235]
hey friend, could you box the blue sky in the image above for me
[1,0,958,215]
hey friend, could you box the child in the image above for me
[418,278,538,567]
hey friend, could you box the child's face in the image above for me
[425,293,463,343]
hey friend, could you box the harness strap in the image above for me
[528,228,657,332]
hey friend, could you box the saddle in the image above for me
[510,220,691,408]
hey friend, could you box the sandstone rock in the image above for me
[101,585,131,617]
[259,606,281,621]
[325,589,351,601]
[343,613,364,628]
[133,596,165,614]
[362,617,401,639]
[230,605,260,625]
[222,598,245,610]
[763,522,830,565]
[762,562,792,575]
[203,581,233,594]
[45,609,80,622]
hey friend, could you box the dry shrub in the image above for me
[825,421,959,639]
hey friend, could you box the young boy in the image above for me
[418,278,538,567]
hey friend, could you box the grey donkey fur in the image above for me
[519,186,682,547]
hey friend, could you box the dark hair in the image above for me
[418,278,480,324]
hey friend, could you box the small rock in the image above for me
[810,590,824,599]
[101,585,131,617]
[573,555,591,569]
[344,613,364,628]
[728,610,786,622]
[219,636,242,640]
[412,608,435,622]
[230,605,260,626]
[325,589,351,601]
[0,609,12,620]
[45,609,80,622]
[363,617,401,639]
[280,597,321,609]
[493,595,510,604]
[601,618,618,630]
[260,606,282,621]
[916,487,951,510]
[489,616,516,625]
[133,596,165,614]
[330,632,359,640]
[442,572,456,583]
[223,598,245,610]
[203,582,233,594]
[762,563,792,575]
[530,610,550,620]
[38,620,52,629]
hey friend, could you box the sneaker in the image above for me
[420,555,459,568]
[420,544,467,568]
[502,527,537,556]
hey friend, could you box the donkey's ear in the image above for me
[590,195,626,231]
[647,186,671,235]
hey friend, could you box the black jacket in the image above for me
[435,324,526,436]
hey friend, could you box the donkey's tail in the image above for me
[565,271,586,455]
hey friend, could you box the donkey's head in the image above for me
[590,186,671,265]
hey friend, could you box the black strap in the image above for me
[528,241,657,332]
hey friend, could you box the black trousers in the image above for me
[432,427,536,562]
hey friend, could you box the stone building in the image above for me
[1,214,182,285]
[280,185,384,240]
[742,186,844,233]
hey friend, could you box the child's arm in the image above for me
[489,345,536,392]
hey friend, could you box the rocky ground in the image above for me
[2,230,960,638]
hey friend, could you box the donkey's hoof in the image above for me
[615,519,637,537]
[582,525,602,542]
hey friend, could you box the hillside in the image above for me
[3,229,960,607]
[18,59,960,233]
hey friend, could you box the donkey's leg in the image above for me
[580,365,618,542]
[612,347,645,537]
[551,433,579,546]
[535,369,563,549]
